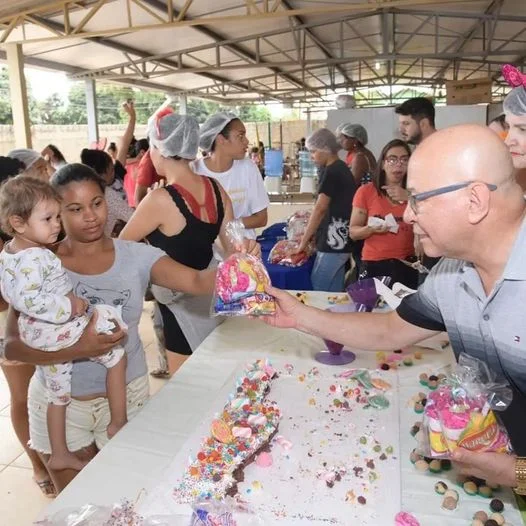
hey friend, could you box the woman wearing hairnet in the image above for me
[120,110,260,375]
[502,65,526,191]
[294,128,356,291]
[194,113,269,239]
[336,123,377,186]
[7,148,53,181]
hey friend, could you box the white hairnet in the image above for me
[147,112,199,159]
[7,148,42,170]
[199,112,238,152]
[306,128,340,154]
[337,123,368,146]
[503,87,526,117]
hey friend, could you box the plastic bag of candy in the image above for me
[268,239,313,267]
[190,499,266,525]
[286,210,311,242]
[212,221,275,317]
[418,353,513,458]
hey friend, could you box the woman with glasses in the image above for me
[350,139,418,288]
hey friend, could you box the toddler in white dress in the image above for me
[0,176,128,471]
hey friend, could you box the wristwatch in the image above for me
[515,457,526,495]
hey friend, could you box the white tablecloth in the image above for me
[40,292,524,525]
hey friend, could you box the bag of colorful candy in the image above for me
[418,353,513,459]
[286,210,311,241]
[268,239,313,267]
[212,221,275,317]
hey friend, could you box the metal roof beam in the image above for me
[280,0,353,87]
[68,12,374,80]
[391,7,526,23]
[432,0,505,80]
[0,0,484,45]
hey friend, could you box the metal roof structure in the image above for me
[0,0,525,105]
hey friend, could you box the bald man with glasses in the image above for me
[259,125,526,491]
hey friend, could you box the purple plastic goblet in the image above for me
[346,276,391,312]
[315,302,357,366]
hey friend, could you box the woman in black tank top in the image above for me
[120,112,244,374]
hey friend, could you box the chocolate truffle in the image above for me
[489,499,504,512]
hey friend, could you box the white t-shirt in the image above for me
[193,158,269,239]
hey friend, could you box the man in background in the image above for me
[395,97,439,280]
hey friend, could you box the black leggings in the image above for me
[359,258,419,290]
[157,302,192,356]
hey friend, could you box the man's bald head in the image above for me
[408,124,514,191]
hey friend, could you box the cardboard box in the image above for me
[446,78,493,105]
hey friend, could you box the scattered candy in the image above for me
[464,480,478,495]
[414,459,429,472]
[473,511,488,522]
[409,449,421,464]
[444,489,459,501]
[210,419,233,444]
[357,496,367,505]
[368,394,390,409]
[403,358,414,366]
[394,511,420,526]
[255,451,273,468]
[419,373,428,386]
[490,499,504,513]
[485,520,499,526]
[478,486,493,498]
[489,512,505,526]
[441,496,457,511]
[434,481,448,495]
[414,401,425,414]
[428,459,442,473]
[471,520,484,526]
[414,351,423,359]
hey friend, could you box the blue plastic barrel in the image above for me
[264,149,284,177]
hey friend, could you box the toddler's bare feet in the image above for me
[48,452,89,472]
[107,418,127,439]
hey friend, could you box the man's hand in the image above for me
[382,185,409,203]
[452,448,518,488]
[76,311,126,359]
[260,285,305,329]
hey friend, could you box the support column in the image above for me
[306,109,312,136]
[6,43,32,148]
[179,94,187,115]
[85,79,99,145]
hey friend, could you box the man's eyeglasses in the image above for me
[408,182,497,214]
[385,155,409,166]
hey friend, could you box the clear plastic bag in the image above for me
[212,221,275,317]
[35,501,197,526]
[420,353,513,458]
[190,499,266,526]
[286,210,311,242]
[268,239,312,267]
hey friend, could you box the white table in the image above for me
[40,292,524,525]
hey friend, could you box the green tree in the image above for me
[237,104,271,122]
[0,67,40,124]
